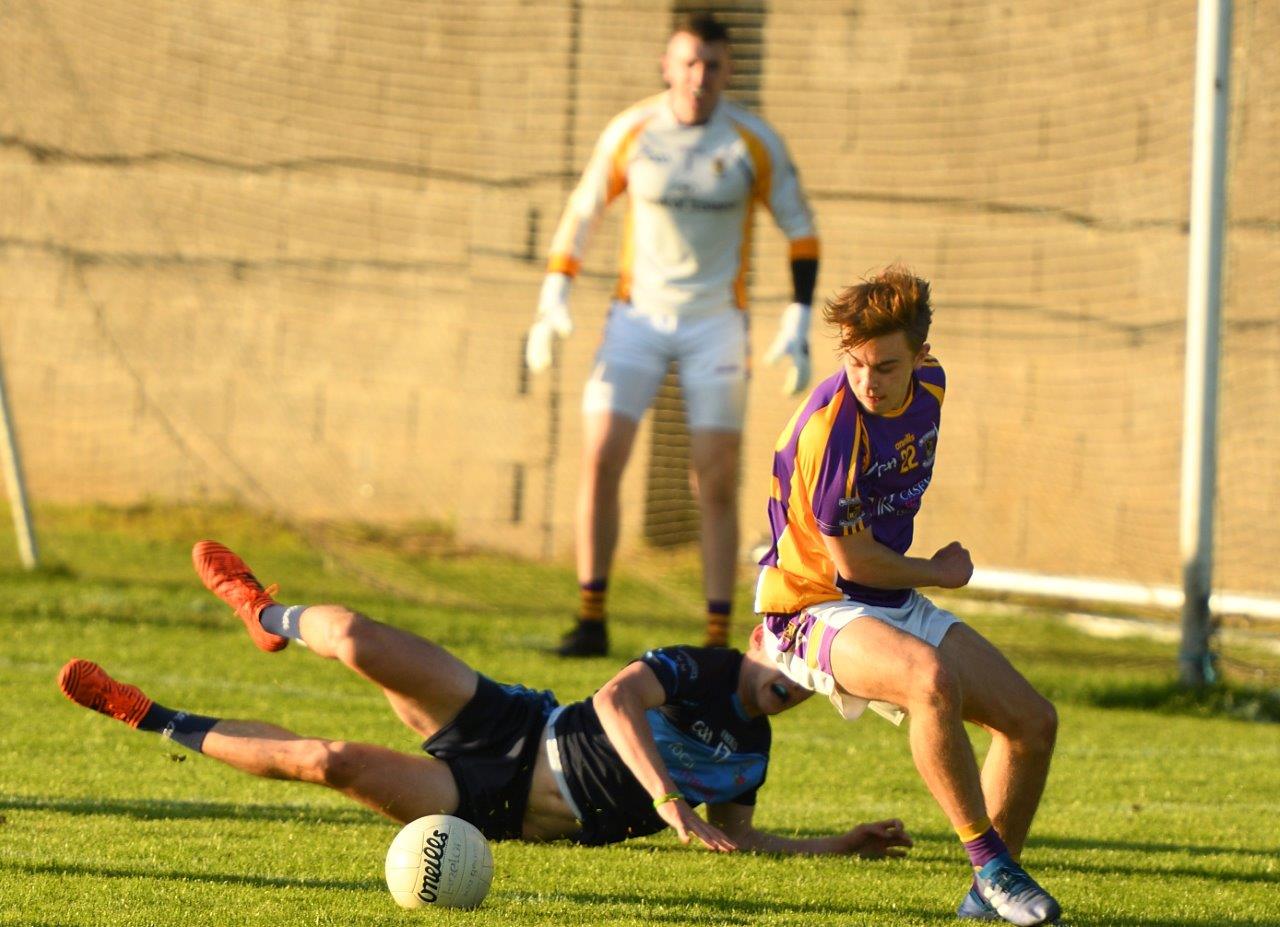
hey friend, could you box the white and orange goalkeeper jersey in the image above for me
[548,93,818,318]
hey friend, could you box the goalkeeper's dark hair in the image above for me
[824,265,932,353]
[673,12,731,46]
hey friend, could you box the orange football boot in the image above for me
[192,540,287,652]
[58,659,153,727]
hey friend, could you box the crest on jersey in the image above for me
[920,424,938,469]
[839,495,863,531]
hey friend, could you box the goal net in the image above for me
[1,0,1276,623]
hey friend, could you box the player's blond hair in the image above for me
[823,264,932,353]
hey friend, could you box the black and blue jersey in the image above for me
[552,645,771,846]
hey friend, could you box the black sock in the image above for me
[259,604,308,641]
[137,703,219,753]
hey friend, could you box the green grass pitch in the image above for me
[1,506,1277,926]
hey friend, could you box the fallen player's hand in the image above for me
[525,273,574,373]
[841,818,914,859]
[930,541,974,589]
[657,797,738,853]
[763,302,812,396]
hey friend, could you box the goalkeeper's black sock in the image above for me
[136,704,219,753]
[259,604,308,641]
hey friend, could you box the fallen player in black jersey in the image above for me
[58,539,912,858]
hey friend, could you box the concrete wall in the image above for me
[1,0,1276,595]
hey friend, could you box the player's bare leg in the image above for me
[562,410,640,656]
[689,428,741,646]
[941,623,1058,857]
[193,540,478,738]
[828,621,1059,926]
[295,605,479,738]
[827,618,988,826]
[576,410,640,587]
[58,658,460,823]
[202,721,460,823]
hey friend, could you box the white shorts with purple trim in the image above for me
[760,592,961,726]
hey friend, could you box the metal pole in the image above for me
[0,352,39,569]
[1179,0,1232,687]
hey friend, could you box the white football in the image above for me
[385,814,494,909]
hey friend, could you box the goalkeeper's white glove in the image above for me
[764,302,812,396]
[525,273,574,373]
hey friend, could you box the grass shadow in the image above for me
[553,888,1276,927]
[1037,855,1279,886]
[0,794,378,826]
[1083,680,1280,723]
[1034,833,1280,860]
[554,888,946,924]
[3,859,382,893]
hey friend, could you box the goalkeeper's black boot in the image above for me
[556,619,608,657]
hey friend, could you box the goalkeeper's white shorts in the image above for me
[581,301,749,432]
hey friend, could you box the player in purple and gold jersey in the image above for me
[525,13,819,656]
[755,266,1061,926]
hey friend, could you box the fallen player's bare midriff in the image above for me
[519,738,580,841]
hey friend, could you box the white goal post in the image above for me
[0,344,38,570]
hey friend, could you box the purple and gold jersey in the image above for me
[754,359,945,612]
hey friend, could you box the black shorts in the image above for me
[422,674,558,840]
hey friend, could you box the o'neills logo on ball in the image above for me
[416,828,450,903]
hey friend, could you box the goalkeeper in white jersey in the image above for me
[526,12,820,656]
